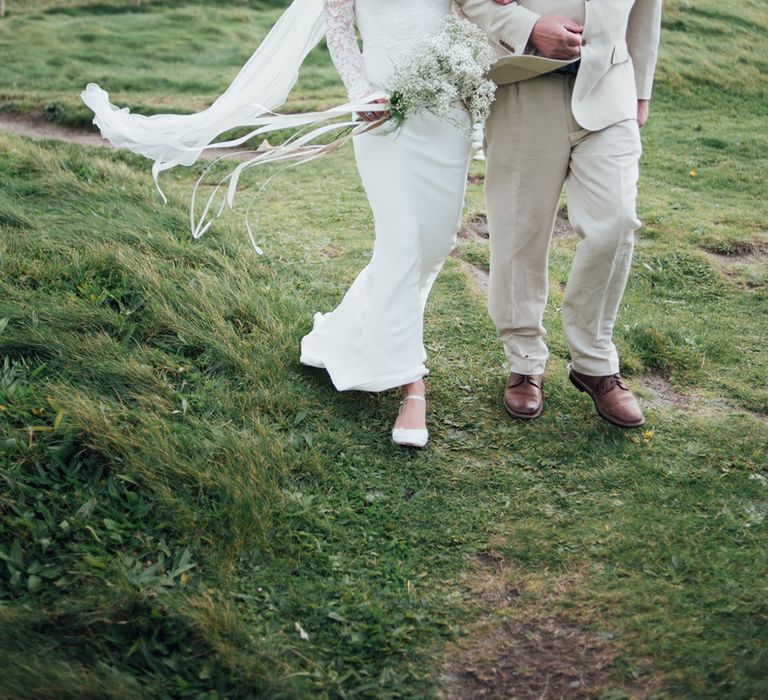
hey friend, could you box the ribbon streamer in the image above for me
[185,100,391,251]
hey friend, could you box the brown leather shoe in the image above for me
[503,372,544,419]
[568,366,645,428]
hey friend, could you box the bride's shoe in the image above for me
[391,395,429,448]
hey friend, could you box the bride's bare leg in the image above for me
[394,379,427,430]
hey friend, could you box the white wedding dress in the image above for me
[300,0,472,392]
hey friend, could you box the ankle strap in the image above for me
[402,395,426,403]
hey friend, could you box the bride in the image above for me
[300,0,474,448]
[82,0,504,448]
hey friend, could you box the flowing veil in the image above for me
[81,0,335,205]
[81,0,388,245]
[82,0,326,170]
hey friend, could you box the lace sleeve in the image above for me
[323,0,374,101]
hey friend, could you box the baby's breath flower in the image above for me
[386,15,497,136]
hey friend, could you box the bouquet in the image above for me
[386,15,497,136]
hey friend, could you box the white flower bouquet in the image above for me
[386,15,497,136]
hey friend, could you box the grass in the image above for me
[0,0,345,126]
[1,0,767,697]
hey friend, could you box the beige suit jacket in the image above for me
[455,0,662,131]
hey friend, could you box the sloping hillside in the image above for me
[1,1,766,697]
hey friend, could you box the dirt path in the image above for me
[0,113,113,148]
[0,113,247,159]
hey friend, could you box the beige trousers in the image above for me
[484,72,642,376]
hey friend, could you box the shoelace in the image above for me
[596,374,628,395]
[508,374,542,389]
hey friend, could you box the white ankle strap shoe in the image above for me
[391,395,429,448]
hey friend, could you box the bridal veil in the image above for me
[81,0,327,180]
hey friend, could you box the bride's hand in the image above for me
[358,97,390,122]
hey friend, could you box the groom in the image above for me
[457,0,662,428]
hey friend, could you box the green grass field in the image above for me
[1,1,767,697]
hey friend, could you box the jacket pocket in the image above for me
[611,40,629,64]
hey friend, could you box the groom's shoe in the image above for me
[503,372,544,419]
[568,366,645,428]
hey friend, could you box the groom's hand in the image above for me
[637,99,650,127]
[530,15,583,60]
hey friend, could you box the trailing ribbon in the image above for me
[183,97,391,252]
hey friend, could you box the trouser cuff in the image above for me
[569,356,621,376]
[505,354,547,376]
